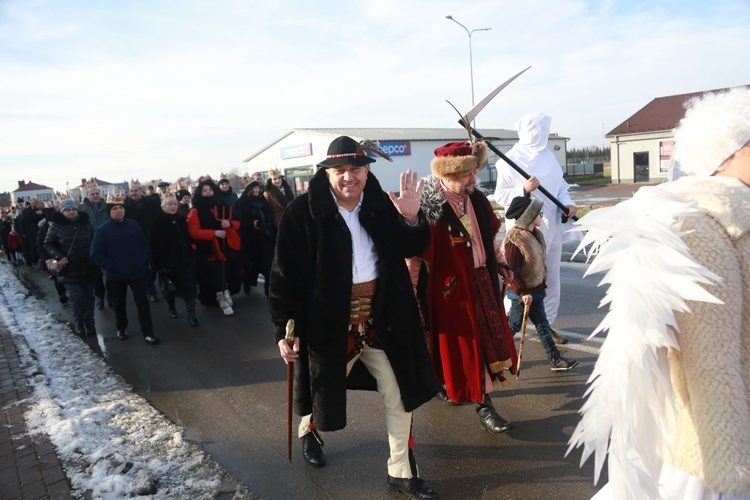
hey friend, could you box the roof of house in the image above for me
[73,177,120,189]
[14,181,53,193]
[243,127,567,163]
[607,84,750,137]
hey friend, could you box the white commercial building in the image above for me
[243,128,568,195]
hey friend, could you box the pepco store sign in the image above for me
[375,141,411,157]
[280,143,313,160]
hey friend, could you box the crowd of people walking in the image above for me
[2,85,749,499]
[1,171,286,344]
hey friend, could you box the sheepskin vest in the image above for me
[502,226,547,289]
[664,176,750,495]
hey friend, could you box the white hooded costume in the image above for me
[493,112,575,324]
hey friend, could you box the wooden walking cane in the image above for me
[285,319,295,463]
[516,303,531,380]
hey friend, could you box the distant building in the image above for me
[69,177,128,201]
[607,84,750,183]
[243,128,569,195]
[12,180,55,205]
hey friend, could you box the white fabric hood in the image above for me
[515,112,551,154]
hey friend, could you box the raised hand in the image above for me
[387,169,424,225]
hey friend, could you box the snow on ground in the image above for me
[0,261,253,499]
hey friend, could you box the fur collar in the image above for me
[50,210,90,227]
[419,176,447,223]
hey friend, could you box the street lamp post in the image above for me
[446,15,491,115]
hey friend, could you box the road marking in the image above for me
[515,328,603,355]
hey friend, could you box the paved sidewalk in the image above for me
[0,319,72,499]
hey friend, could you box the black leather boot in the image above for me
[301,429,325,468]
[476,395,514,434]
[185,299,199,327]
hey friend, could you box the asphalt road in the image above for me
[12,181,646,499]
[17,258,610,500]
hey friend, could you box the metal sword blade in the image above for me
[462,66,531,125]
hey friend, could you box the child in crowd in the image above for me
[502,196,578,371]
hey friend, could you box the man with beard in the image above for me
[407,141,517,434]
[271,136,439,499]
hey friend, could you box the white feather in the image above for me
[566,183,724,500]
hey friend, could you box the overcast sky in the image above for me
[1,0,749,194]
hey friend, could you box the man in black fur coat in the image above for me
[270,136,439,500]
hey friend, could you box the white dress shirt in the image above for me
[331,190,379,284]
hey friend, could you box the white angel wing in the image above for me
[566,184,723,499]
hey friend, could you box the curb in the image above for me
[0,317,73,499]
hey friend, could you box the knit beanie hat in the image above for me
[59,199,78,212]
[506,196,543,228]
[176,189,190,201]
[672,86,750,177]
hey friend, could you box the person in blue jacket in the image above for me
[90,189,159,345]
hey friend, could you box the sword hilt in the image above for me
[285,319,295,346]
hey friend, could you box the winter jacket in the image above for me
[263,177,295,226]
[44,211,99,284]
[236,188,277,243]
[90,218,150,282]
[20,206,44,241]
[1,220,12,250]
[187,195,240,263]
[269,168,438,432]
[149,212,195,271]
[124,196,161,237]
[78,198,110,229]
[218,187,238,208]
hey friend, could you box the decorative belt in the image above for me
[349,279,377,325]
[347,279,380,361]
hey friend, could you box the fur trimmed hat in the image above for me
[430,141,488,178]
[506,196,543,228]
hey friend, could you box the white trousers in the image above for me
[299,345,415,479]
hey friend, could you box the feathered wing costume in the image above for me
[565,177,745,499]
